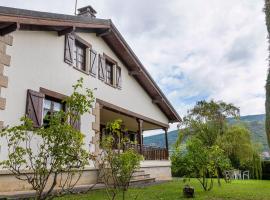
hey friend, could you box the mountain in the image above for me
[143,114,269,152]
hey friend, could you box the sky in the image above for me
[0,0,268,132]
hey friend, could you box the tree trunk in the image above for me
[265,0,270,148]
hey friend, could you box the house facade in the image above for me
[0,6,181,192]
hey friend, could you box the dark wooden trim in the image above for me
[137,119,143,154]
[0,15,110,30]
[40,87,68,101]
[58,26,75,36]
[128,70,142,76]
[96,98,169,128]
[74,34,91,48]
[152,96,164,104]
[0,22,19,36]
[97,28,112,37]
[103,53,117,65]
[164,127,169,151]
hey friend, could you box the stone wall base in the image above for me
[0,161,172,193]
[140,160,172,181]
[0,168,98,193]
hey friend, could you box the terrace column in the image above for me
[164,127,169,158]
[137,119,143,154]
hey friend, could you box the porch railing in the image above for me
[124,143,169,160]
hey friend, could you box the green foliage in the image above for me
[173,138,231,191]
[98,119,143,200]
[173,100,262,191]
[217,125,262,179]
[0,78,94,200]
[264,0,270,149]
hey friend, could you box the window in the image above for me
[106,60,114,85]
[26,88,81,130]
[74,41,87,71]
[43,97,64,127]
[64,33,91,74]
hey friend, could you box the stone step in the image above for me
[132,170,146,176]
[130,177,156,186]
[131,173,151,180]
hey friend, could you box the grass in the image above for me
[58,179,270,200]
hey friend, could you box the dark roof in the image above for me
[0,6,107,25]
[0,6,181,123]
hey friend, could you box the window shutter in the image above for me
[25,89,45,128]
[90,49,98,75]
[98,55,106,81]
[64,33,75,65]
[116,66,122,88]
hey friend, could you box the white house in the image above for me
[0,5,181,192]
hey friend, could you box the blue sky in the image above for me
[1,0,268,124]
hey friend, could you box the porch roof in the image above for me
[0,6,181,123]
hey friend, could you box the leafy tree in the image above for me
[216,124,262,179]
[264,0,270,148]
[0,78,94,200]
[97,119,143,200]
[174,100,262,185]
[179,138,231,191]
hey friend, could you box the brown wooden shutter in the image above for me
[90,49,98,75]
[64,33,75,65]
[98,55,106,80]
[116,66,122,88]
[25,90,45,127]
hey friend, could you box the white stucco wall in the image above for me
[0,31,169,160]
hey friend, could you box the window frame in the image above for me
[64,33,91,75]
[103,53,117,87]
[73,35,91,74]
[39,88,67,126]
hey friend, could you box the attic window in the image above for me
[64,33,91,74]
[105,60,114,85]
[74,40,86,71]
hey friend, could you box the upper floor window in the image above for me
[74,41,87,71]
[64,33,91,73]
[64,33,122,89]
[106,60,114,85]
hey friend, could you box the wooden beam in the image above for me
[0,23,19,36]
[164,127,169,159]
[97,29,112,37]
[0,15,110,30]
[96,98,169,128]
[152,97,164,104]
[137,119,144,154]
[58,26,75,36]
[40,87,68,100]
[128,70,142,76]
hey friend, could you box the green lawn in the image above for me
[58,179,270,200]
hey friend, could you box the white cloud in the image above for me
[0,0,268,123]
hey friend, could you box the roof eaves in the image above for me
[109,22,182,123]
[0,6,110,26]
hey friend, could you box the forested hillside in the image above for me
[144,114,269,152]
